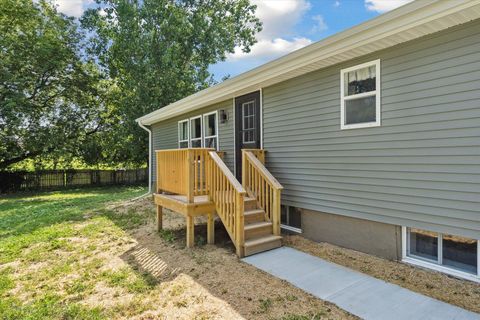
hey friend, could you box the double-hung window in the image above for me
[340,59,381,129]
[189,116,202,147]
[203,111,218,150]
[178,120,189,148]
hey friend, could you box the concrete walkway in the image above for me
[243,247,480,320]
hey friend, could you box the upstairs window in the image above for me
[203,111,218,150]
[340,59,380,129]
[190,116,202,147]
[178,120,189,148]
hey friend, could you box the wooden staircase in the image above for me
[243,196,282,256]
[154,148,283,258]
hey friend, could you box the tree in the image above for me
[81,0,261,165]
[0,0,103,170]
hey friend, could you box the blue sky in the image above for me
[54,0,412,81]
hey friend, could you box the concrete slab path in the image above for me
[243,247,480,320]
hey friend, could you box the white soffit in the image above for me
[137,0,480,125]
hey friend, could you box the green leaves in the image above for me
[0,0,104,170]
[0,0,261,169]
[80,0,261,165]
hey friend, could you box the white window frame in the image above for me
[203,111,219,150]
[340,59,381,130]
[401,226,480,283]
[178,119,189,148]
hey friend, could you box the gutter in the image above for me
[137,120,152,194]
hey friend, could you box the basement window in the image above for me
[340,59,381,129]
[404,227,479,281]
[178,120,189,148]
[190,116,202,147]
[203,111,218,150]
[281,205,302,233]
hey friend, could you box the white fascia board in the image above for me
[137,0,480,125]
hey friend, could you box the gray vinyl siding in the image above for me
[151,99,234,185]
[262,19,480,239]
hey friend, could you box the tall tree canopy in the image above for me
[0,0,261,170]
[0,0,103,170]
[80,0,261,165]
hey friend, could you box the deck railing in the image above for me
[206,151,246,256]
[242,150,283,236]
[156,148,213,201]
[242,149,265,164]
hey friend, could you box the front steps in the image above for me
[242,196,282,256]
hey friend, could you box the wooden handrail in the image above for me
[209,152,246,194]
[242,150,283,236]
[206,151,246,256]
[242,148,265,164]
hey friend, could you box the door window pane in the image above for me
[345,96,376,125]
[408,228,438,262]
[442,235,477,274]
[242,101,255,143]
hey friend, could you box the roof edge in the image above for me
[137,0,480,125]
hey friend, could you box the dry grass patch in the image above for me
[284,235,480,314]
[0,188,356,319]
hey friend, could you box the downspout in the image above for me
[137,120,152,194]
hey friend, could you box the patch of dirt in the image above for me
[105,198,357,319]
[284,235,480,314]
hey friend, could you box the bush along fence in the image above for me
[0,168,148,193]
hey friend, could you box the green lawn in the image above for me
[0,187,148,319]
[0,187,353,320]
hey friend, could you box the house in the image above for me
[136,0,480,282]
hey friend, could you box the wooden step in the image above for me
[244,196,257,210]
[244,209,265,224]
[244,235,282,256]
[244,221,272,240]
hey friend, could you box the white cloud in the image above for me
[365,0,413,13]
[253,0,311,39]
[311,14,328,33]
[54,0,92,17]
[229,37,312,61]
[333,1,340,7]
[230,0,312,61]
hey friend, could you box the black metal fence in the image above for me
[0,168,147,193]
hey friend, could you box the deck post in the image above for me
[156,205,163,231]
[207,212,215,244]
[235,192,245,257]
[241,150,246,185]
[186,215,194,248]
[186,150,194,203]
[272,190,281,236]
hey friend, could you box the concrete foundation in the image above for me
[301,209,402,260]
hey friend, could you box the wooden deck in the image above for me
[154,193,216,248]
[154,148,283,257]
